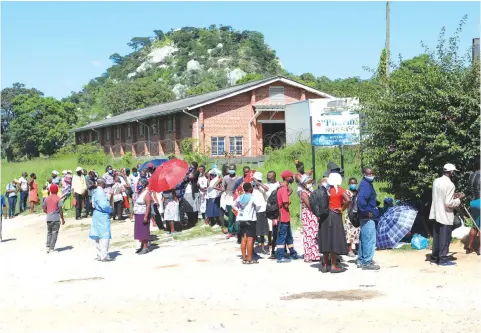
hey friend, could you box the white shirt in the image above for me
[429,175,461,225]
[252,186,267,212]
[266,181,280,198]
[198,176,208,190]
[129,174,140,189]
[19,177,28,192]
[235,195,262,221]
[206,177,220,199]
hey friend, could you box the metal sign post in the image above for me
[310,115,316,182]
[340,144,345,171]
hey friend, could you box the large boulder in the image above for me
[148,45,178,63]
[172,84,187,99]
[187,59,201,72]
[228,68,246,85]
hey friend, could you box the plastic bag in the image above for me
[411,234,428,250]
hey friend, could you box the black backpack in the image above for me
[309,186,329,221]
[265,189,280,220]
[348,194,360,227]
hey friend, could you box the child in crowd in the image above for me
[235,182,262,264]
[42,184,65,253]
[112,175,124,220]
[163,189,180,234]
[42,186,49,206]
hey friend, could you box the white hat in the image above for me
[75,167,82,172]
[443,163,459,172]
[67,170,72,174]
[52,170,59,175]
[62,170,67,175]
[253,172,263,182]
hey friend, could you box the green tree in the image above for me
[100,78,175,115]
[109,53,123,64]
[127,37,151,51]
[236,73,264,84]
[8,95,77,159]
[153,29,165,40]
[362,19,480,208]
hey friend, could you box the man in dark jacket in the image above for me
[356,167,380,270]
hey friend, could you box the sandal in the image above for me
[247,260,259,264]
[242,260,248,264]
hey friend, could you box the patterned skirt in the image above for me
[301,205,321,262]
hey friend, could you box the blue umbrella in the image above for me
[376,205,418,249]
[139,159,168,171]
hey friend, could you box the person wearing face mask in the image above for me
[72,167,87,220]
[129,167,140,198]
[345,178,360,258]
[221,164,241,237]
[266,171,281,259]
[318,173,350,273]
[357,167,381,270]
[89,179,113,261]
[429,163,465,266]
[133,178,152,254]
[299,175,321,263]
[103,166,115,205]
[197,166,208,219]
[275,170,300,263]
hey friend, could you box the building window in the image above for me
[139,123,145,137]
[269,86,285,104]
[89,131,93,142]
[229,136,243,155]
[127,124,131,138]
[211,137,225,156]
[166,115,174,132]
[152,121,158,135]
[106,130,110,142]
[116,126,120,139]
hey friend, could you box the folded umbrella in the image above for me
[148,159,189,193]
[376,205,418,249]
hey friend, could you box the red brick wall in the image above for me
[202,92,254,156]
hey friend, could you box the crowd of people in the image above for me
[1,157,479,268]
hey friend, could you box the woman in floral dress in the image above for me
[344,177,360,257]
[299,176,320,262]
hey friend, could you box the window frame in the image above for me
[127,124,131,138]
[269,86,285,104]
[139,123,145,137]
[105,129,110,142]
[211,136,225,156]
[229,136,243,156]
[166,115,175,133]
[116,126,120,139]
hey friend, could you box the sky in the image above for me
[1,1,479,99]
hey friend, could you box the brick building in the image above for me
[73,76,333,157]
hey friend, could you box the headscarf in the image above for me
[327,172,342,193]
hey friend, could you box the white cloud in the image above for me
[90,60,103,68]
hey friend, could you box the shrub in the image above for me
[76,143,109,166]
[122,152,133,166]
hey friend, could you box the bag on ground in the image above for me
[347,194,360,227]
[411,234,428,250]
[309,187,329,221]
[265,189,280,220]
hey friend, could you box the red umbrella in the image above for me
[148,158,189,193]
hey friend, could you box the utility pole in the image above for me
[385,1,390,77]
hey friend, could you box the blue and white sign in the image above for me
[311,113,360,146]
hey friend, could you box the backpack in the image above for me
[309,186,329,221]
[265,189,280,220]
[348,194,360,227]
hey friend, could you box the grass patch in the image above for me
[392,244,415,252]
[63,223,90,231]
[111,239,135,248]
[171,225,223,241]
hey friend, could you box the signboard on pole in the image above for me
[311,113,360,146]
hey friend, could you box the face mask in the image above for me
[251,181,256,186]
[133,172,138,177]
[288,178,294,184]
[77,172,82,176]
[365,176,375,182]
[321,182,329,189]
[349,184,357,191]
[108,170,113,175]
[229,170,235,175]
[199,173,203,177]
[137,184,144,192]
[395,199,401,205]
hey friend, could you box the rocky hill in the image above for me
[66,25,286,126]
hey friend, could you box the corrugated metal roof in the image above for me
[73,76,329,132]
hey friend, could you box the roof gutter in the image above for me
[182,109,200,151]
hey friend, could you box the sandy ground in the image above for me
[0,213,480,333]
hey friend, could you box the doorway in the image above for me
[262,123,286,153]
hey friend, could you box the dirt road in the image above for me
[0,214,479,333]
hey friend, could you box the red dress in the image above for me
[300,190,321,262]
[29,180,39,204]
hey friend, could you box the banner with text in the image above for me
[311,113,360,146]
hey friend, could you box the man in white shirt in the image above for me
[234,182,263,264]
[252,172,269,254]
[18,172,29,213]
[429,163,465,266]
[72,167,87,220]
